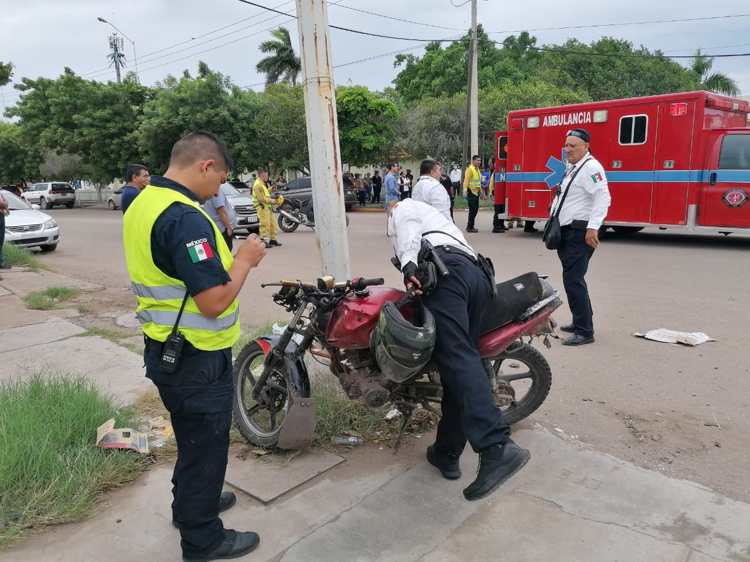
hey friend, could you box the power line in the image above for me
[330,2,464,32]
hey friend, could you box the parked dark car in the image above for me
[280,177,356,211]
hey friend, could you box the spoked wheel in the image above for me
[232,341,291,448]
[489,342,552,425]
[278,213,300,233]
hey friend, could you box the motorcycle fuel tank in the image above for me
[326,286,408,349]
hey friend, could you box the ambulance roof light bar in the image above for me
[705,95,749,113]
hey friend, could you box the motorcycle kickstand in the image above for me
[392,404,415,453]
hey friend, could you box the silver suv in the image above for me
[22,182,76,209]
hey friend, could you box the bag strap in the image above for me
[552,157,591,219]
[422,230,473,252]
[170,291,190,336]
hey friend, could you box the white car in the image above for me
[221,183,259,234]
[2,190,61,251]
[21,181,76,209]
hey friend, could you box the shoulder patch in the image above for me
[591,172,604,183]
[186,238,214,263]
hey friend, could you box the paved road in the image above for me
[39,207,750,502]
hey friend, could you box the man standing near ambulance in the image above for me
[123,131,266,561]
[551,128,611,346]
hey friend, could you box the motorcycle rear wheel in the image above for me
[489,343,552,425]
[233,340,304,448]
[278,213,300,233]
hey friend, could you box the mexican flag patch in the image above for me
[591,172,604,183]
[186,238,214,263]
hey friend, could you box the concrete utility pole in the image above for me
[470,0,479,158]
[295,0,351,280]
[108,33,124,83]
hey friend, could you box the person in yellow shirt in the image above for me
[252,169,282,248]
[463,155,482,233]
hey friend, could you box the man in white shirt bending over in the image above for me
[412,159,451,220]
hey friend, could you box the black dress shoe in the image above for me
[562,334,595,346]
[463,440,530,501]
[559,324,575,333]
[466,227,478,233]
[183,529,260,561]
[174,492,237,529]
[427,445,461,480]
[491,228,506,233]
[269,240,282,247]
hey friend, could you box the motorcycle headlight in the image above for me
[44,219,58,230]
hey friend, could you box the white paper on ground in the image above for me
[633,328,715,347]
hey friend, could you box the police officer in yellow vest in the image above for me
[123,132,266,561]
[463,154,483,233]
[252,169,281,248]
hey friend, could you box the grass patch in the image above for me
[23,287,80,310]
[452,196,494,210]
[0,376,146,547]
[82,326,132,343]
[2,245,41,270]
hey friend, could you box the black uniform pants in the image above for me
[492,203,506,231]
[466,193,479,229]
[557,226,595,337]
[145,338,234,559]
[371,185,381,203]
[0,213,5,266]
[423,253,510,455]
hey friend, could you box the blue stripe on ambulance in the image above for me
[504,170,750,184]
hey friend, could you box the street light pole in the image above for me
[470,0,479,158]
[97,17,139,82]
[295,0,350,280]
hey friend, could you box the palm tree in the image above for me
[256,27,302,86]
[691,50,739,96]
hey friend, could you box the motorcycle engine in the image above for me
[336,350,390,409]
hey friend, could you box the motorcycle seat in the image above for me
[479,272,545,335]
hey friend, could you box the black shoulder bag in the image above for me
[542,158,590,250]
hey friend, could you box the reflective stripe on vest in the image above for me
[467,166,481,195]
[123,185,240,351]
[136,309,239,331]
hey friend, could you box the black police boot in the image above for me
[559,324,575,333]
[562,334,595,346]
[173,491,237,529]
[183,529,260,562]
[269,239,282,247]
[426,445,461,480]
[463,440,530,501]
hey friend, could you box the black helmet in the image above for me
[371,301,436,383]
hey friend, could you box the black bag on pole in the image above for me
[542,158,590,250]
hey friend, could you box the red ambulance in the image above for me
[494,91,750,233]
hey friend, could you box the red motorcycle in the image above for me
[233,272,562,450]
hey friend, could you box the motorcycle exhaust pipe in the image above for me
[279,209,302,224]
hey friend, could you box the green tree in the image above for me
[690,49,739,96]
[252,84,308,173]
[336,86,399,167]
[0,61,13,87]
[256,27,302,86]
[0,122,40,183]
[395,94,465,165]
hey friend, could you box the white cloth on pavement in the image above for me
[388,199,475,270]
[412,175,451,219]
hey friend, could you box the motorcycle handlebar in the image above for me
[352,277,385,291]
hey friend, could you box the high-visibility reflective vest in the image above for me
[252,178,272,208]
[465,165,482,196]
[123,185,240,351]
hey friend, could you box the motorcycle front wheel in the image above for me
[233,340,299,448]
[278,213,300,233]
[489,343,552,425]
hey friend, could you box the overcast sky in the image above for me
[1,0,749,116]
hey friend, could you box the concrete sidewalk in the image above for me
[4,428,748,562]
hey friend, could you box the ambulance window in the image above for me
[718,135,750,170]
[619,115,648,145]
[498,137,508,159]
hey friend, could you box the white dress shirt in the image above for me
[412,175,451,219]
[388,199,476,269]
[551,152,611,230]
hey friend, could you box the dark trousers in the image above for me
[557,226,595,337]
[145,338,234,558]
[492,204,506,231]
[222,230,233,251]
[423,253,510,455]
[466,193,479,229]
[371,186,381,203]
[0,213,5,266]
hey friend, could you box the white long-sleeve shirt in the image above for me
[388,199,475,270]
[412,175,451,219]
[550,152,611,230]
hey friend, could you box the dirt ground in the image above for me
[34,206,750,503]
